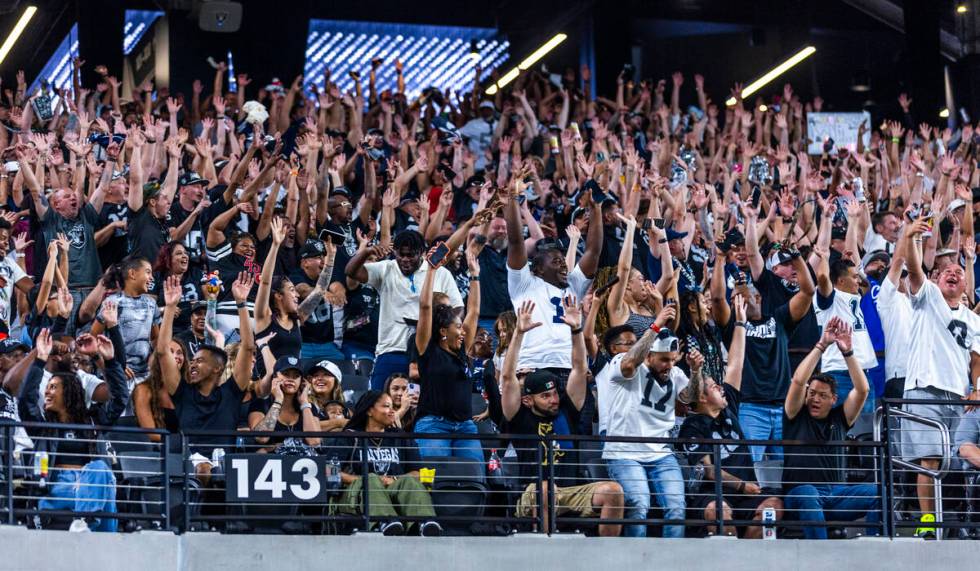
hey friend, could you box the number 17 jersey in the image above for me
[596,353,690,461]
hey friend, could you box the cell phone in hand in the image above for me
[427,241,450,267]
[407,383,420,397]
[654,217,665,230]
[318,228,346,246]
[593,275,620,298]
[642,219,652,231]
[751,186,762,209]
[584,179,606,204]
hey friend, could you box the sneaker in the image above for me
[380,521,405,536]
[915,514,936,539]
[69,518,91,533]
[420,521,443,537]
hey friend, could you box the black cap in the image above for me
[523,370,560,396]
[724,228,745,246]
[299,239,326,260]
[273,356,303,375]
[831,226,847,241]
[0,338,26,354]
[179,171,209,187]
[190,301,208,313]
[464,175,485,189]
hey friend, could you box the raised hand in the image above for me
[163,275,182,307]
[686,348,704,372]
[560,294,582,330]
[270,216,287,246]
[231,271,254,303]
[75,333,98,356]
[516,300,542,333]
[56,287,74,319]
[35,329,52,361]
[12,232,32,253]
[95,335,115,361]
[833,320,853,354]
[732,293,747,322]
[100,300,118,329]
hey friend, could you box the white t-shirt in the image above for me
[905,280,980,395]
[814,288,878,371]
[0,256,27,329]
[507,263,592,369]
[458,118,496,170]
[365,260,463,355]
[875,277,911,380]
[863,227,895,255]
[40,369,104,408]
[596,353,689,461]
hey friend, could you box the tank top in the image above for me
[625,311,658,338]
[258,316,303,359]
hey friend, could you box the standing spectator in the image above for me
[151,241,203,331]
[0,220,34,333]
[476,216,511,336]
[292,239,344,361]
[95,258,160,383]
[168,172,212,274]
[900,218,980,538]
[501,299,624,536]
[458,101,497,171]
[782,317,879,539]
[596,303,692,538]
[127,139,180,264]
[679,294,784,538]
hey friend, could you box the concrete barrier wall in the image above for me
[1,526,975,571]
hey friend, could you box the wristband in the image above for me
[658,239,668,244]
[650,323,661,334]
[570,328,583,336]
[300,403,313,412]
[734,321,746,328]
[236,302,246,309]
[891,137,900,143]
[469,276,480,282]
[271,401,283,408]
[840,349,854,358]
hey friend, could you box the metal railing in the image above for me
[1,400,980,538]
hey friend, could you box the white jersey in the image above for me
[905,280,980,396]
[814,288,878,372]
[508,263,592,369]
[875,277,911,380]
[596,353,689,461]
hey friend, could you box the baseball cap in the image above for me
[299,239,326,260]
[724,228,745,246]
[304,359,344,383]
[523,370,560,396]
[178,171,209,187]
[861,250,890,269]
[666,228,688,241]
[464,175,485,189]
[571,207,588,221]
[479,100,495,111]
[766,249,794,270]
[650,328,680,353]
[273,356,303,375]
[935,248,958,258]
[190,301,208,313]
[142,181,162,202]
[0,338,26,354]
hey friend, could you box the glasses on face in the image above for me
[612,339,635,347]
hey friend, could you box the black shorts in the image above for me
[686,490,778,536]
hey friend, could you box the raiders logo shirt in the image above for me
[905,280,980,396]
[677,383,754,492]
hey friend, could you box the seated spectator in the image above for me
[17,329,128,532]
[132,334,187,442]
[384,373,418,431]
[334,390,442,536]
[502,299,624,536]
[679,294,784,538]
[782,316,879,539]
[303,359,348,430]
[248,356,321,453]
[157,272,255,482]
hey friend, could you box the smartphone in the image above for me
[584,179,606,204]
[642,219,652,231]
[593,275,620,298]
[427,241,450,267]
[407,382,420,397]
[654,217,665,230]
[751,186,762,209]
[318,228,346,246]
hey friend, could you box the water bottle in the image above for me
[212,448,226,475]
[762,506,777,540]
[325,457,342,491]
[487,449,501,477]
[34,451,48,490]
[853,177,865,202]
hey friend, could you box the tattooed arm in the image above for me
[619,304,676,378]
[297,243,336,323]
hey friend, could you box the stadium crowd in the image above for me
[0,53,979,539]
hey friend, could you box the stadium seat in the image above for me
[417,456,487,535]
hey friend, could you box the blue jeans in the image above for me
[606,455,686,538]
[370,351,409,391]
[414,415,484,463]
[301,341,346,362]
[38,459,117,531]
[341,341,376,362]
[826,370,875,416]
[739,403,783,462]
[784,484,881,539]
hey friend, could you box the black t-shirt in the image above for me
[477,246,512,319]
[678,383,754,492]
[247,397,310,448]
[319,219,366,278]
[723,304,796,404]
[152,268,203,330]
[782,405,851,490]
[417,336,472,422]
[504,395,582,483]
[39,203,102,287]
[128,206,171,264]
[343,283,379,349]
[207,238,259,313]
[340,431,418,477]
[257,317,303,360]
[98,201,130,269]
[171,378,247,454]
[755,267,819,353]
[290,266,341,344]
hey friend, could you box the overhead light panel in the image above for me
[940,108,950,118]
[486,32,566,94]
[957,5,968,14]
[0,5,37,66]
[725,45,816,106]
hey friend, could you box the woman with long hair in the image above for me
[248,356,322,452]
[18,329,129,532]
[303,359,348,431]
[152,241,203,330]
[605,216,673,337]
[383,373,418,431]
[334,390,441,536]
[254,217,336,360]
[132,336,190,442]
[412,248,484,462]
[676,289,725,383]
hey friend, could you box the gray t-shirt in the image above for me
[40,203,102,287]
[103,292,161,376]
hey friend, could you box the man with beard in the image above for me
[320,187,369,273]
[477,216,512,336]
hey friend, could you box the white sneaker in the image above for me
[69,518,91,533]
